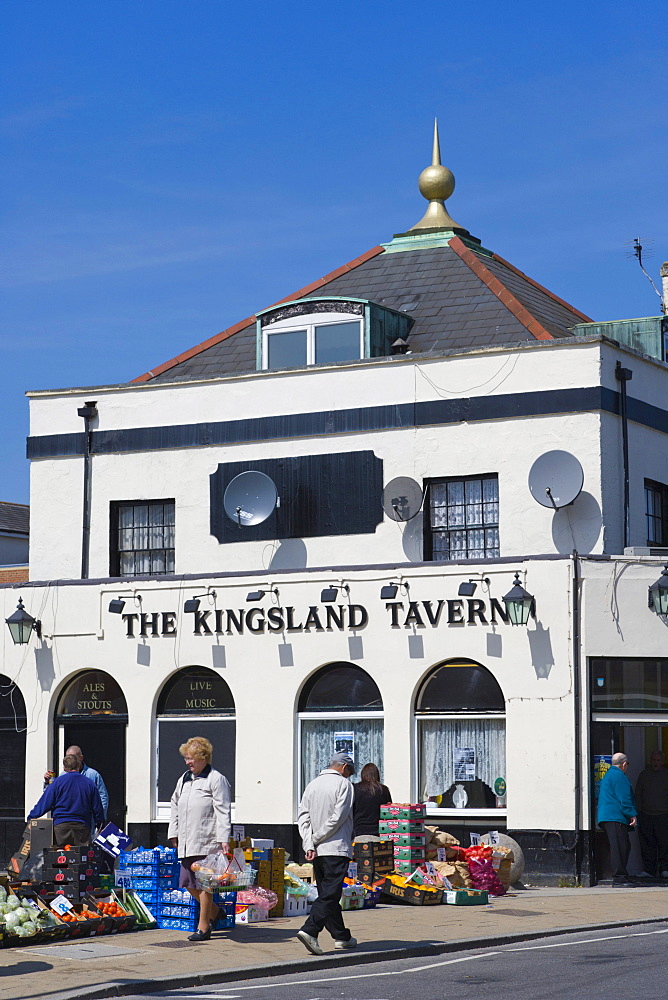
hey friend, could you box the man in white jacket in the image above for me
[296,752,356,955]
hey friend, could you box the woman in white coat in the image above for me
[168,736,232,941]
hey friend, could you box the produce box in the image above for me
[44,846,98,868]
[353,840,394,857]
[45,897,105,937]
[356,854,392,870]
[235,904,270,924]
[393,861,426,874]
[379,820,426,835]
[380,804,426,820]
[283,892,311,917]
[358,870,387,885]
[340,885,365,911]
[388,833,427,846]
[444,888,488,906]
[379,877,443,906]
[113,890,156,929]
[393,848,426,862]
[84,891,137,933]
[10,889,68,941]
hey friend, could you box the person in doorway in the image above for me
[28,753,104,846]
[352,762,392,841]
[168,736,231,942]
[296,751,356,956]
[44,745,109,835]
[597,752,638,886]
[635,750,668,878]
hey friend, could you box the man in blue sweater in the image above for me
[597,752,638,886]
[28,754,104,846]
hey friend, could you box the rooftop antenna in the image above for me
[624,238,664,311]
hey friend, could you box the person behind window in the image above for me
[353,762,392,841]
[168,736,231,942]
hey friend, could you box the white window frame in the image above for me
[294,710,384,819]
[262,312,364,371]
[412,711,507,818]
[153,715,236,822]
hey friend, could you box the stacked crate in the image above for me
[153,887,236,931]
[41,845,102,900]
[255,847,286,916]
[117,846,179,915]
[352,841,394,884]
[378,803,427,874]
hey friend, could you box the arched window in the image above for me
[298,663,384,793]
[415,660,506,814]
[54,670,128,829]
[155,667,236,818]
[0,677,26,823]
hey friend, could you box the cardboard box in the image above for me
[379,820,425,835]
[444,888,488,906]
[353,840,394,856]
[235,904,270,923]
[357,856,393,873]
[393,848,426,862]
[44,847,97,868]
[379,878,443,906]
[284,892,311,917]
[380,804,426,820]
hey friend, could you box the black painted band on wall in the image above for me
[26,385,659,460]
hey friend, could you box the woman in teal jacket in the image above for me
[597,753,637,885]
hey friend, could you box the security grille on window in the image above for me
[426,476,499,561]
[645,479,668,545]
[111,500,175,576]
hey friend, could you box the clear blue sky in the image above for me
[2,1,667,502]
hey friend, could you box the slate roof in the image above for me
[0,502,29,536]
[134,235,591,384]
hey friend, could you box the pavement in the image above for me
[2,884,668,1000]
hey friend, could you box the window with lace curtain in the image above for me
[298,663,384,795]
[415,660,506,812]
[424,475,499,561]
[110,500,175,576]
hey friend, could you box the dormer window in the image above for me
[264,315,363,370]
[257,297,414,371]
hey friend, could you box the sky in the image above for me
[2,0,667,503]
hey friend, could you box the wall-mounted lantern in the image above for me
[5,597,42,645]
[648,564,668,617]
[502,572,536,626]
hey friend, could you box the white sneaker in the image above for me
[297,930,323,955]
[334,937,357,950]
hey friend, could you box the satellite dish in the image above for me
[223,471,278,527]
[383,477,424,522]
[528,451,584,510]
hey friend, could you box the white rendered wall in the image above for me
[28,339,613,582]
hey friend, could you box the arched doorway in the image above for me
[0,677,26,865]
[155,667,235,819]
[297,663,384,794]
[414,659,506,814]
[55,671,128,830]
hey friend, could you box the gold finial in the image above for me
[409,118,465,232]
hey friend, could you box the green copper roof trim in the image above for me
[382,230,494,258]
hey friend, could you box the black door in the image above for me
[62,721,127,831]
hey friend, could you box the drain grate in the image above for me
[148,939,198,948]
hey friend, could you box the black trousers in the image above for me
[638,812,668,875]
[301,855,351,942]
[54,821,90,846]
[600,821,631,878]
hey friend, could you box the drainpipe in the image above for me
[615,362,632,549]
[77,400,97,579]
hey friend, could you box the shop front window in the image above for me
[591,658,668,712]
[298,663,384,793]
[0,676,26,819]
[415,660,506,812]
[155,666,236,819]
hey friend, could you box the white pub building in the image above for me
[3,128,668,883]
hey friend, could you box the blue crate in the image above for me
[157,916,192,931]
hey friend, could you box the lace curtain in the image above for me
[419,718,505,799]
[301,718,384,789]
